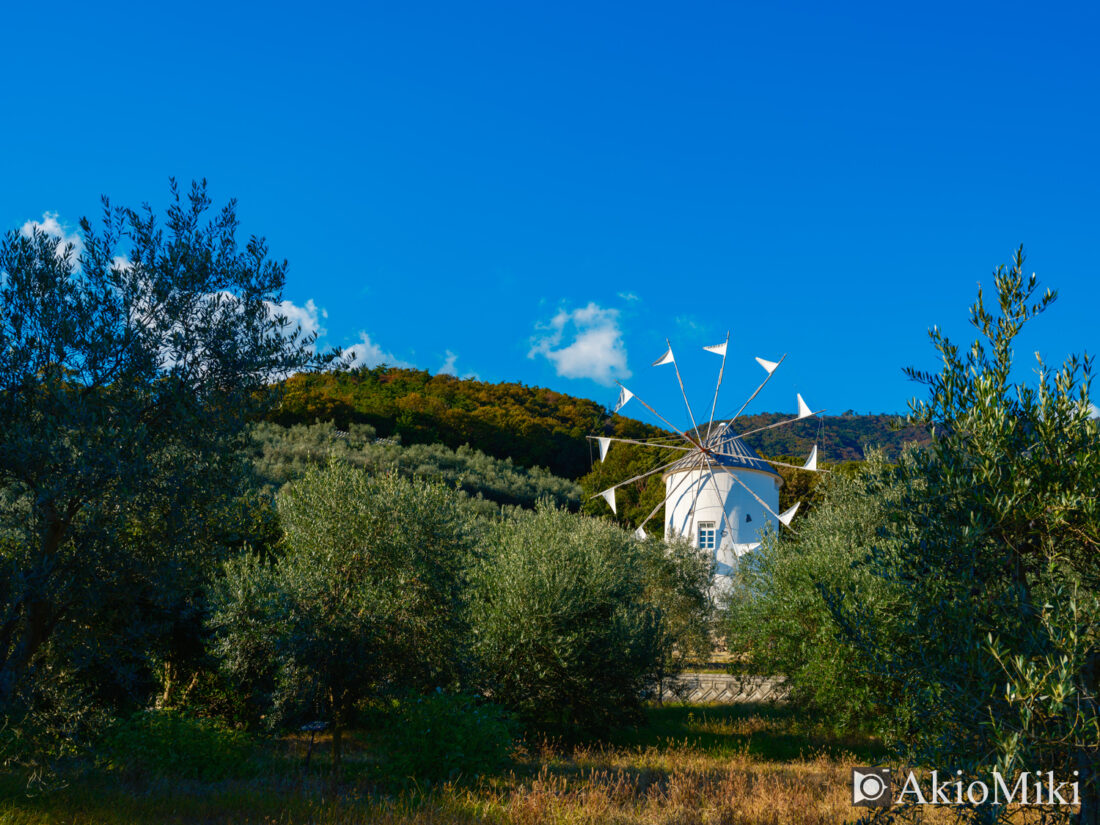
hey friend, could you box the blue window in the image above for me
[698,521,716,550]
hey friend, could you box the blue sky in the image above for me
[3,1,1097,429]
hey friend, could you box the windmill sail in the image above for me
[600,488,617,514]
[755,356,780,374]
[597,437,611,462]
[613,386,634,412]
[778,502,801,526]
[802,444,818,471]
[703,341,727,356]
[651,346,675,366]
[634,526,647,540]
[796,393,813,419]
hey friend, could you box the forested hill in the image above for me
[730,411,930,463]
[269,367,928,479]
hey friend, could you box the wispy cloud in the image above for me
[438,350,479,380]
[674,314,705,334]
[20,211,83,265]
[528,302,631,386]
[1089,402,1099,420]
[439,350,459,375]
[618,291,640,302]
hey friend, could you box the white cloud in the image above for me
[20,211,84,265]
[1089,403,1099,420]
[344,331,411,368]
[618,291,640,302]
[529,302,631,386]
[267,298,326,342]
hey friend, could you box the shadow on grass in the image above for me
[606,701,887,763]
[0,703,884,824]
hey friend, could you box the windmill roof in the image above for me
[665,422,780,477]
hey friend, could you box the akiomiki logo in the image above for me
[851,768,1080,808]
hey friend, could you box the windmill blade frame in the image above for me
[594,338,825,575]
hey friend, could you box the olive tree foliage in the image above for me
[723,455,909,734]
[249,420,581,512]
[208,463,474,768]
[644,535,714,692]
[828,249,1100,823]
[468,504,711,738]
[0,181,328,723]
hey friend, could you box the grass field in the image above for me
[0,703,1039,825]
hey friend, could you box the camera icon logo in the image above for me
[852,767,892,807]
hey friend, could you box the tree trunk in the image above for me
[1077,750,1099,825]
[159,660,176,708]
[0,597,56,708]
[331,721,343,773]
[0,507,72,708]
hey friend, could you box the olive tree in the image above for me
[0,181,328,721]
[829,249,1100,823]
[641,535,714,697]
[209,463,474,768]
[468,504,671,738]
[724,455,908,734]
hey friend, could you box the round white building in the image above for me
[663,423,782,577]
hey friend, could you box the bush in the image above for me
[639,535,714,682]
[101,709,256,781]
[468,503,664,738]
[723,455,906,734]
[379,691,514,784]
[208,462,475,769]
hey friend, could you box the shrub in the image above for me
[379,691,514,784]
[208,462,475,769]
[101,709,255,781]
[723,455,906,734]
[638,535,714,683]
[468,503,663,738]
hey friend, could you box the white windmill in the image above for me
[590,333,822,580]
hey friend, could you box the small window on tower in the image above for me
[698,522,716,550]
[746,513,753,523]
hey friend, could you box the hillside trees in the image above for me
[0,181,329,728]
[270,366,927,478]
[250,420,581,512]
[270,367,625,478]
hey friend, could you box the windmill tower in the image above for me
[591,333,820,582]
[662,423,783,576]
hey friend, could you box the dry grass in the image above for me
[499,743,861,825]
[0,704,1068,825]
